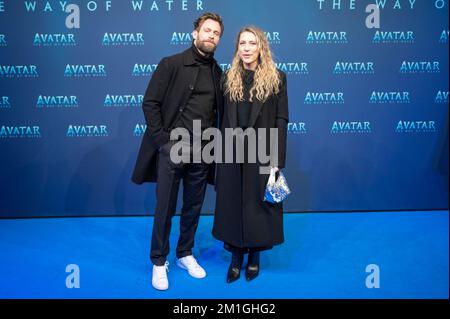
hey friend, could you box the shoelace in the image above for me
[156,261,169,279]
[184,257,202,270]
[164,261,169,273]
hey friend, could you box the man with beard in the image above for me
[132,13,224,291]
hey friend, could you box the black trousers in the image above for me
[150,140,210,266]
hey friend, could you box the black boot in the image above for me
[246,251,260,281]
[227,252,243,283]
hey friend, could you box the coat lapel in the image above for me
[248,99,263,128]
[227,98,238,128]
[228,98,263,129]
[178,47,199,109]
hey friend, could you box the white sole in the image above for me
[176,260,206,279]
[152,281,169,291]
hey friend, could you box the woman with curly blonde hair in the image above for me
[213,26,289,283]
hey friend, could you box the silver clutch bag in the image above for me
[264,167,291,204]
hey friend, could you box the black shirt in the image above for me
[175,45,217,135]
[237,69,255,129]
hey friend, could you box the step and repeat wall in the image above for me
[0,0,448,217]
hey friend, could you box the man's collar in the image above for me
[183,45,216,66]
[182,47,197,66]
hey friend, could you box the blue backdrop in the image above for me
[0,0,448,217]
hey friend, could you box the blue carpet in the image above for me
[0,211,448,299]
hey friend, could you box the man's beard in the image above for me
[195,38,217,55]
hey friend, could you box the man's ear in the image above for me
[192,30,198,40]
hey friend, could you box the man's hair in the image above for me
[193,12,224,37]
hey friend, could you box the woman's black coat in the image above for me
[212,70,289,248]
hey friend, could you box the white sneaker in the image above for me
[176,255,207,279]
[152,261,169,291]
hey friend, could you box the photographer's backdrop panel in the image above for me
[0,0,448,217]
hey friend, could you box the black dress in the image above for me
[236,69,254,130]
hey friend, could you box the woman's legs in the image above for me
[225,243,246,283]
[227,250,244,283]
[246,248,260,281]
[224,243,271,283]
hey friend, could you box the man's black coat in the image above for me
[132,47,223,185]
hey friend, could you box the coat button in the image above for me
[179,107,183,112]
[189,84,194,90]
